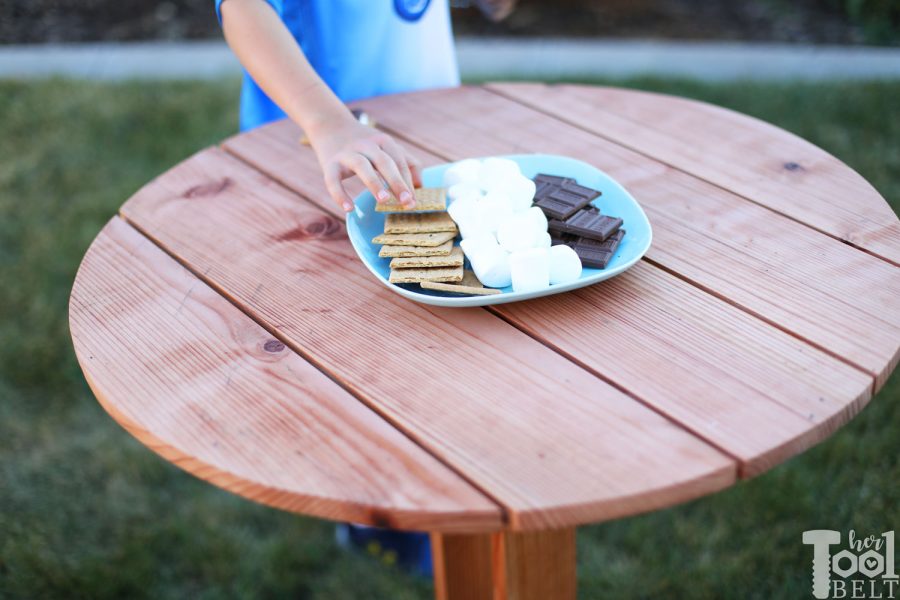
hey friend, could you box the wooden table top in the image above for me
[69,83,900,534]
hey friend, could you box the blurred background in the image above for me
[3,0,899,44]
[1,1,898,599]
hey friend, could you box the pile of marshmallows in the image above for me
[443,157,583,292]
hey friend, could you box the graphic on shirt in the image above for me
[394,0,431,22]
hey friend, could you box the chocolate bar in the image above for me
[548,206,622,241]
[534,173,573,186]
[536,187,593,220]
[570,230,626,269]
[533,176,602,220]
[535,180,556,198]
[550,232,577,246]
[534,174,573,202]
[561,181,601,203]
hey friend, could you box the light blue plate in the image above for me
[347,154,652,307]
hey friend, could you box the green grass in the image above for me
[0,77,897,599]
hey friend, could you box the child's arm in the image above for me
[220,0,419,212]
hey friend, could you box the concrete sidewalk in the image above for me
[1,38,898,82]
[457,38,900,81]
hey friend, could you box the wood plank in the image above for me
[431,529,577,600]
[120,146,736,530]
[69,217,502,532]
[493,528,577,600]
[497,262,872,477]
[431,532,493,600]
[350,86,900,388]
[486,82,900,266]
[225,118,874,478]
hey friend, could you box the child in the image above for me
[218,0,515,213]
[216,0,516,575]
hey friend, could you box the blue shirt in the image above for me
[216,0,460,131]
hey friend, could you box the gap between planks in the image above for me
[483,301,761,474]
[641,255,878,402]
[115,211,512,528]
[213,142,758,477]
[353,105,881,396]
[484,84,900,271]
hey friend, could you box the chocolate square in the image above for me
[571,230,626,269]
[536,189,594,220]
[547,206,622,242]
[534,173,573,187]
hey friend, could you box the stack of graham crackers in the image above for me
[374,187,500,296]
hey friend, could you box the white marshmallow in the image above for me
[477,173,506,194]
[462,239,511,288]
[447,194,478,224]
[509,247,550,293]
[443,159,482,187]
[536,231,552,248]
[497,213,539,253]
[477,191,514,234]
[477,157,521,192]
[491,174,537,212]
[449,195,488,240]
[448,182,482,203]
[474,258,512,288]
[483,157,521,178]
[460,232,499,256]
[495,174,536,213]
[524,206,548,234]
[548,244,583,285]
[458,218,491,240]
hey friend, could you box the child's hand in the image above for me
[309,116,422,213]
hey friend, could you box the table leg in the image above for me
[431,532,494,600]
[430,528,576,600]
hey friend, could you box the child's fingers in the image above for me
[380,138,415,193]
[342,152,391,204]
[406,152,424,188]
[366,148,415,208]
[323,163,354,212]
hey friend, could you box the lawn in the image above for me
[0,76,897,599]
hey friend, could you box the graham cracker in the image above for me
[378,240,453,258]
[389,264,464,284]
[372,230,456,247]
[390,246,463,269]
[375,187,447,213]
[420,270,502,296]
[384,212,458,234]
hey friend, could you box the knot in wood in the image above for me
[183,177,232,198]
[263,339,285,353]
[275,215,344,242]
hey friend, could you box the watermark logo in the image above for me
[803,530,898,599]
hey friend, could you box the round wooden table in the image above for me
[69,84,900,599]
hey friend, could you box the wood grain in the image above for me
[119,146,736,530]
[431,528,577,600]
[225,117,874,478]
[350,86,900,388]
[493,528,577,600]
[500,262,873,477]
[431,532,493,600]
[487,82,900,266]
[69,217,501,532]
